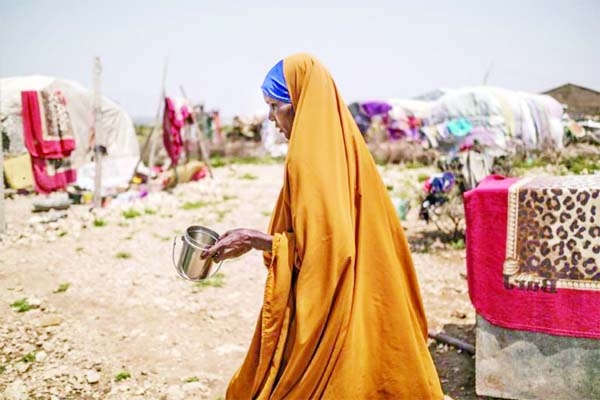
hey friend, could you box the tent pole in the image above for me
[147,59,168,184]
[93,57,103,208]
[128,58,167,190]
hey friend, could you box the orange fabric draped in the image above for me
[227,54,443,399]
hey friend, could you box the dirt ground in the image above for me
[0,163,493,399]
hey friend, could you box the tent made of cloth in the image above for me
[1,75,139,191]
[429,86,564,151]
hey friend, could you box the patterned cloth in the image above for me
[21,90,76,193]
[505,175,600,289]
[464,175,600,339]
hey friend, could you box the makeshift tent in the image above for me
[429,86,564,152]
[1,75,139,192]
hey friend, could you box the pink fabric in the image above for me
[162,97,191,165]
[21,91,75,158]
[21,91,76,193]
[464,175,600,339]
[30,157,77,194]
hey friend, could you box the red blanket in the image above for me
[464,175,600,339]
[162,97,192,165]
[21,91,76,193]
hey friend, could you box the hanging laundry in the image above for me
[21,90,76,193]
[447,118,473,137]
[423,172,455,194]
[163,97,193,165]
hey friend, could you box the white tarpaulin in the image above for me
[0,75,139,189]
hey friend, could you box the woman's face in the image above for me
[264,94,294,139]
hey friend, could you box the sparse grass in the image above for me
[21,352,35,363]
[93,219,107,227]
[54,283,70,293]
[417,173,430,183]
[58,231,67,237]
[115,251,132,259]
[210,156,283,167]
[261,210,272,217]
[210,156,227,168]
[181,201,210,210]
[76,247,84,252]
[239,173,258,180]
[184,376,200,383]
[0,365,5,374]
[10,298,36,313]
[222,195,238,201]
[386,185,394,191]
[144,208,157,215]
[195,272,225,289]
[122,209,142,219]
[123,235,133,241]
[561,155,600,175]
[117,222,130,227]
[449,238,466,250]
[114,371,131,382]
[404,161,426,169]
[512,157,549,170]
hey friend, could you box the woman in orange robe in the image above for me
[203,53,443,399]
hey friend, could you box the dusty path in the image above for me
[1,163,476,399]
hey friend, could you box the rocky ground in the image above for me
[1,163,485,399]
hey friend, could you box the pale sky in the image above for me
[1,0,598,120]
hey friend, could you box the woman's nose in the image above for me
[268,110,275,122]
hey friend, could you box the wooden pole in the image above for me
[128,59,168,190]
[92,57,103,208]
[428,330,475,355]
[179,85,213,179]
[147,59,168,179]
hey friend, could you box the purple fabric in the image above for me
[361,101,392,117]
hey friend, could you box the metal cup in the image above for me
[172,226,222,281]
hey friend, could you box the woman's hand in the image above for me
[200,229,273,263]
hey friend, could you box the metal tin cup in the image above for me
[172,226,223,281]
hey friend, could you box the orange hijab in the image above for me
[227,54,443,399]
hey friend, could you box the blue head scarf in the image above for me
[261,60,291,104]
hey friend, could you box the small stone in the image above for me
[15,361,31,374]
[37,315,62,327]
[166,385,185,400]
[2,379,28,400]
[42,342,54,352]
[35,350,47,362]
[28,297,42,307]
[86,370,100,384]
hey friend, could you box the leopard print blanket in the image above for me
[504,175,600,291]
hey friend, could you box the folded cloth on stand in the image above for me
[21,90,76,193]
[464,175,600,339]
[21,90,75,158]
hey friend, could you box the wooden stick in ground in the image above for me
[129,59,168,189]
[148,59,168,181]
[179,85,213,179]
[428,330,475,355]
